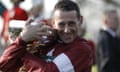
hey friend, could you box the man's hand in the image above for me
[20,19,53,43]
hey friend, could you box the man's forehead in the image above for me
[53,10,77,18]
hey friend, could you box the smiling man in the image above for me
[0,0,93,72]
[53,10,79,43]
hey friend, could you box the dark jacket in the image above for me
[96,29,120,72]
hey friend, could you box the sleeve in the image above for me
[1,11,9,42]
[0,37,27,72]
[22,53,59,72]
[0,36,59,72]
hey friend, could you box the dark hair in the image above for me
[21,0,24,1]
[104,9,117,16]
[54,0,80,18]
[11,0,25,3]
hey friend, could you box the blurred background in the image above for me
[0,0,120,72]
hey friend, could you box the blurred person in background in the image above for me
[0,1,6,54]
[96,8,120,72]
[0,1,6,16]
[29,3,43,19]
[0,0,93,72]
[1,0,28,47]
[8,2,44,44]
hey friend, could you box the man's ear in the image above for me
[51,18,55,28]
[104,19,108,25]
[103,15,108,26]
[80,16,83,24]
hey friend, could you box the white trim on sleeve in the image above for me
[53,53,75,72]
[9,20,26,28]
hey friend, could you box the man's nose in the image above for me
[64,24,70,33]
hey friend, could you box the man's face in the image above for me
[106,11,119,31]
[52,10,80,43]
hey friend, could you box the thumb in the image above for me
[25,18,34,26]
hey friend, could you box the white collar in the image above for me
[103,27,116,37]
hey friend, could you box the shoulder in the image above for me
[15,7,28,14]
[63,38,92,71]
[99,30,110,38]
[14,7,28,20]
[74,37,91,49]
[98,30,110,41]
[69,37,92,55]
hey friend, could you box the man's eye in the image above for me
[59,22,65,27]
[68,21,76,26]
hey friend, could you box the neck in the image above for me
[13,3,20,7]
[110,27,117,32]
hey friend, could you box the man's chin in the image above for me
[60,35,76,43]
[62,38,74,44]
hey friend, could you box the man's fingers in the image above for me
[25,18,34,26]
